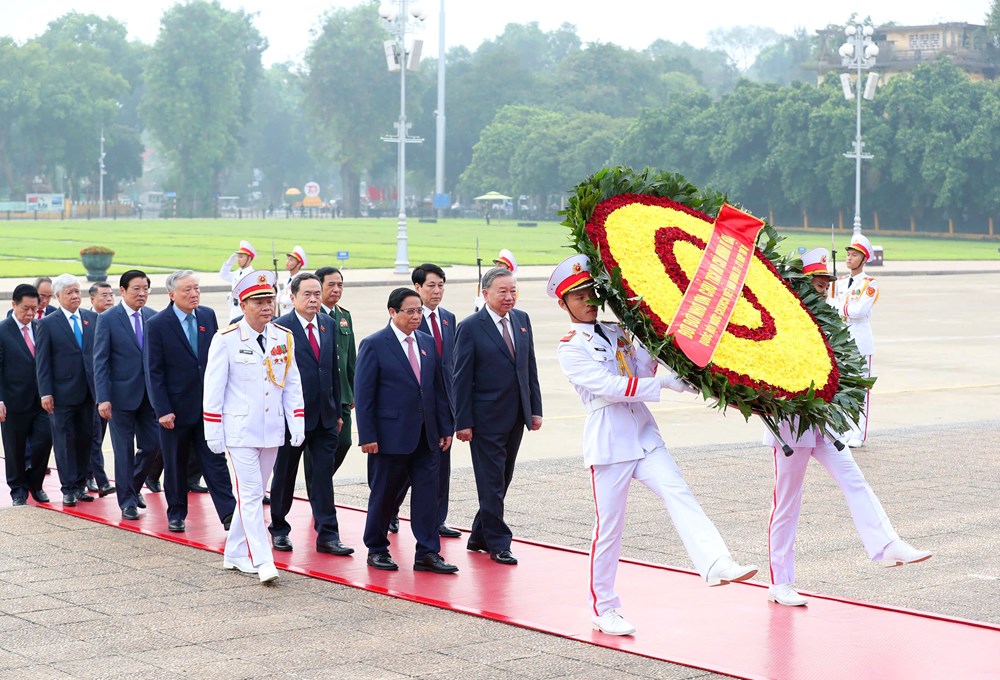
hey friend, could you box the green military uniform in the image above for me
[329,305,356,471]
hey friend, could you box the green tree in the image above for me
[747,28,816,85]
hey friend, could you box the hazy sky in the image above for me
[5,0,992,65]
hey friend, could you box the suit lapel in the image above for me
[54,311,81,352]
[5,321,32,360]
[289,318,315,365]
[481,309,515,365]
[167,305,198,358]
[385,327,419,385]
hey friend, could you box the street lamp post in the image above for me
[839,24,879,237]
[379,1,426,274]
[98,126,107,218]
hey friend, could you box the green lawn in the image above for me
[0,217,996,278]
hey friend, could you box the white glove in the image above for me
[207,439,226,454]
[659,373,698,395]
[289,432,305,447]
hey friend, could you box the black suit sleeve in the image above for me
[34,319,53,400]
[452,319,475,430]
[144,315,170,419]
[525,313,542,418]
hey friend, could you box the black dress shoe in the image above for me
[12,497,27,507]
[98,482,116,497]
[30,488,50,503]
[167,519,186,532]
[145,478,162,493]
[222,513,233,531]
[136,494,147,509]
[366,552,398,571]
[316,540,355,556]
[262,494,270,505]
[121,506,140,520]
[272,535,293,552]
[414,552,459,574]
[466,540,488,553]
[85,478,99,493]
[62,493,77,506]
[388,516,399,534]
[491,550,518,565]
[75,490,95,502]
[438,524,462,538]
[188,483,209,493]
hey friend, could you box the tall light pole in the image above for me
[98,126,107,218]
[434,0,446,220]
[379,1,426,274]
[839,24,879,237]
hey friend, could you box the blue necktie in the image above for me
[70,314,83,348]
[185,314,198,353]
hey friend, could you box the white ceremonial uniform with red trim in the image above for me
[764,421,898,586]
[557,321,732,617]
[203,319,305,568]
[834,272,878,442]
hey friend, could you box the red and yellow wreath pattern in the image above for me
[586,193,838,401]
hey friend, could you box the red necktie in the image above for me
[36,309,44,320]
[405,336,420,384]
[22,325,35,357]
[429,311,443,357]
[307,322,320,362]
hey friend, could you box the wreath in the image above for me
[561,166,873,440]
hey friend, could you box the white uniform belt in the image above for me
[586,397,612,413]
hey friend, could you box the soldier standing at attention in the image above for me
[219,240,256,321]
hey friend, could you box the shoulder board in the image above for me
[599,320,622,327]
[339,306,350,314]
[220,323,239,334]
[271,322,292,333]
[560,330,576,343]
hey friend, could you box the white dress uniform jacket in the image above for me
[203,319,305,448]
[834,273,878,356]
[219,256,255,321]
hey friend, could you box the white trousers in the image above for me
[768,441,898,585]
[589,446,730,616]
[225,446,278,568]
[844,355,873,442]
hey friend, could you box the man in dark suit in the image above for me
[6,277,57,321]
[317,266,356,475]
[0,284,52,505]
[356,288,457,574]
[454,267,543,565]
[145,270,236,532]
[93,270,161,520]
[268,273,353,556]
[86,282,115,496]
[35,274,98,506]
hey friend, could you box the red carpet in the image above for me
[5,475,999,679]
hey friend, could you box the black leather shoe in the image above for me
[222,513,233,531]
[414,552,459,574]
[466,540,488,553]
[366,552,398,571]
[438,524,462,538]
[316,540,355,556]
[12,496,27,507]
[98,482,116,497]
[188,483,209,493]
[75,490,95,502]
[30,488,50,503]
[491,550,518,565]
[85,478,99,493]
[272,535,293,552]
[388,516,399,534]
[145,478,162,493]
[62,493,77,506]
[167,519,186,532]
[262,494,270,505]
[121,506,140,520]
[136,494,147,509]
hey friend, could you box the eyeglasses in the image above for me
[398,307,424,316]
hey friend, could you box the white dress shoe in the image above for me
[222,556,258,574]
[882,539,932,567]
[706,556,758,586]
[258,562,280,584]
[592,609,636,636]
[847,438,864,448]
[768,583,808,607]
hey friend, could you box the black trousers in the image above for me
[468,422,524,552]
[50,403,94,496]
[270,423,340,542]
[108,397,160,510]
[160,421,235,522]
[2,408,51,501]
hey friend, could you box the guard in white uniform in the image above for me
[219,240,257,321]
[833,234,878,447]
[475,248,517,312]
[277,245,307,315]
[765,249,930,607]
[203,269,305,584]
[549,254,758,637]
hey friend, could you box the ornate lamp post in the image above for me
[839,24,879,237]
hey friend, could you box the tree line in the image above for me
[2,1,1000,231]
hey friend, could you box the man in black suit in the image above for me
[86,282,115,496]
[268,273,353,556]
[356,288,457,574]
[145,270,235,532]
[454,267,543,565]
[0,284,52,505]
[35,274,98,506]
[94,270,160,520]
[6,277,57,321]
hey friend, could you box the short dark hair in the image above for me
[412,263,446,285]
[13,284,39,305]
[89,282,112,296]
[315,266,343,286]
[290,272,320,296]
[387,287,420,312]
[119,269,150,290]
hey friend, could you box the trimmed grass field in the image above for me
[0,217,997,278]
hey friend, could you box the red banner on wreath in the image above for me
[666,203,765,367]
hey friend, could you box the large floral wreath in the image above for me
[561,166,873,439]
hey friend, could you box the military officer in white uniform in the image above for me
[833,234,878,447]
[765,248,930,607]
[277,245,307,315]
[203,269,305,584]
[474,248,517,312]
[219,240,257,321]
[549,254,758,637]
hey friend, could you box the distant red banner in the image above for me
[666,204,765,367]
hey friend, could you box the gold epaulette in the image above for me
[271,322,292,333]
[220,323,239,334]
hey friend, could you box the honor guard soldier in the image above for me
[203,269,305,584]
[474,248,517,312]
[219,240,257,321]
[833,234,878,447]
[765,248,930,608]
[277,245,307,315]
[549,254,758,637]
